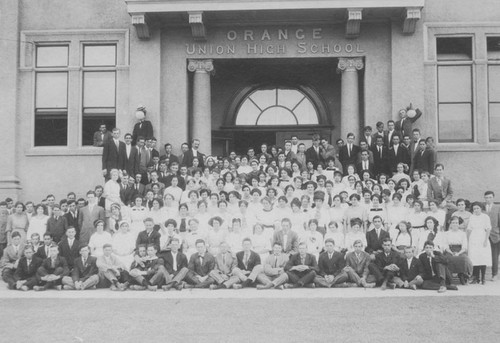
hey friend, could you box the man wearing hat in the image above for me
[132,106,154,145]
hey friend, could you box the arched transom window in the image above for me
[235,87,319,125]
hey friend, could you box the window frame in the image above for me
[487,35,500,142]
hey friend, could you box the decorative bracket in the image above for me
[189,11,206,41]
[402,7,421,35]
[346,8,362,39]
[131,13,150,40]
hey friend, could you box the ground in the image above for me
[1,281,499,343]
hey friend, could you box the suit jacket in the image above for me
[58,237,80,269]
[345,251,371,278]
[137,146,150,174]
[371,144,390,176]
[236,250,261,272]
[339,144,360,173]
[78,205,106,246]
[372,132,388,147]
[15,256,43,280]
[409,138,424,161]
[214,252,238,275]
[388,145,411,173]
[305,146,324,168]
[272,230,299,254]
[124,144,140,177]
[486,204,500,243]
[398,257,424,281]
[263,253,289,276]
[160,250,189,275]
[64,211,80,237]
[102,139,126,172]
[418,251,447,280]
[131,183,146,198]
[374,250,401,272]
[0,244,25,269]
[120,183,137,206]
[365,228,391,254]
[385,130,400,147]
[356,161,375,178]
[37,256,70,277]
[132,120,154,145]
[71,256,98,282]
[317,251,345,276]
[36,245,51,260]
[412,148,434,174]
[136,230,161,252]
[427,177,453,204]
[285,252,318,272]
[93,131,112,147]
[159,153,179,167]
[395,109,422,138]
[46,216,68,243]
[188,252,215,277]
[182,149,206,168]
[96,253,126,271]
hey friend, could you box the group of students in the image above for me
[1,109,499,292]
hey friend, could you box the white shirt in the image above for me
[172,252,178,271]
[407,258,412,270]
[68,238,74,248]
[126,144,132,158]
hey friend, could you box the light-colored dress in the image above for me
[324,231,345,252]
[344,231,367,252]
[112,231,136,270]
[103,180,122,211]
[129,206,147,239]
[88,231,112,258]
[251,232,272,261]
[7,213,30,245]
[467,213,492,266]
[27,215,49,241]
[300,230,324,260]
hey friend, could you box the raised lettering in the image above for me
[198,45,206,54]
[334,44,342,53]
[345,44,353,53]
[186,44,195,55]
[321,44,330,53]
[312,28,322,39]
[247,43,257,54]
[227,30,237,41]
[356,43,364,53]
[278,29,288,40]
[244,30,254,41]
[277,44,286,54]
[310,44,318,53]
[216,46,224,54]
[227,45,235,54]
[297,42,307,54]
[261,30,271,41]
[295,29,305,40]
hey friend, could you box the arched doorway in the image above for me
[219,83,334,154]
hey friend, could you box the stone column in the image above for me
[187,59,214,155]
[337,57,364,142]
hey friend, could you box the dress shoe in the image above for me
[33,286,45,291]
[232,284,242,289]
[381,283,387,291]
[274,285,284,290]
[304,283,315,288]
[175,282,184,291]
[333,283,348,288]
[241,279,252,288]
[364,282,375,288]
[210,284,225,290]
[20,285,29,291]
[56,285,63,291]
[491,275,498,282]
[110,285,118,291]
[283,283,295,289]
[388,283,396,290]
[148,285,157,292]
[458,274,466,285]
[437,286,447,293]
[63,285,74,290]
[410,284,417,291]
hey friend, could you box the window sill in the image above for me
[25,147,103,156]
[437,143,500,152]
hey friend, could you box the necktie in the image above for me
[27,260,31,271]
[376,229,380,239]
[428,256,435,276]
[274,256,278,268]
[244,254,249,267]
[173,254,177,271]
[69,240,73,249]
[301,256,305,265]
[328,194,333,207]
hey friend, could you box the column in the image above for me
[187,59,214,155]
[337,57,364,142]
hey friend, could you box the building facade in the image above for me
[0,0,499,202]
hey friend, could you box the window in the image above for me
[487,37,500,141]
[436,37,474,142]
[235,87,319,125]
[82,45,117,146]
[34,46,69,146]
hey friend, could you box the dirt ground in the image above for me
[1,296,499,342]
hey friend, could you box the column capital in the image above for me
[187,59,215,73]
[337,57,364,72]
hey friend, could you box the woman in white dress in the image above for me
[88,219,112,258]
[112,221,136,271]
[324,221,345,252]
[391,221,416,257]
[103,169,122,211]
[428,200,447,230]
[164,176,183,206]
[300,219,324,260]
[467,202,492,284]
[148,198,166,231]
[451,198,472,231]
[27,204,48,241]
[443,216,473,285]
[129,196,147,239]
[251,223,272,261]
[328,195,346,233]
[273,196,292,223]
[289,198,307,235]
[162,193,179,220]
[206,216,227,256]
[194,200,211,229]
[367,195,387,231]
[226,218,243,254]
[344,218,367,253]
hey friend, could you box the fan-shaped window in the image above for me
[235,87,319,125]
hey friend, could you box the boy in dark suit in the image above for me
[64,201,80,239]
[36,233,53,260]
[235,238,263,288]
[35,243,70,291]
[160,238,189,291]
[314,238,348,288]
[14,245,43,291]
[58,226,80,270]
[136,218,161,252]
[46,205,68,243]
[394,246,424,290]
[284,242,318,288]
[419,240,457,293]
[366,216,391,258]
[61,245,99,290]
[184,239,216,288]
[374,237,401,290]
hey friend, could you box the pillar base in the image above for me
[0,176,22,200]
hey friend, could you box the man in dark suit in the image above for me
[360,126,374,149]
[184,239,216,288]
[159,237,189,291]
[395,107,423,139]
[93,124,112,147]
[314,238,347,288]
[427,164,455,211]
[58,226,79,270]
[235,238,263,288]
[356,150,375,179]
[34,243,70,290]
[284,242,318,288]
[388,135,410,174]
[371,136,390,177]
[484,191,500,281]
[160,143,179,167]
[305,134,324,168]
[46,205,68,243]
[365,216,391,257]
[78,191,106,246]
[272,218,299,256]
[61,245,99,290]
[374,237,401,289]
[136,136,150,174]
[132,107,154,145]
[124,133,139,177]
[132,174,146,198]
[136,218,161,252]
[393,246,424,289]
[1,232,25,289]
[36,233,53,260]
[119,173,136,206]
[182,139,206,168]
[64,201,80,239]
[101,127,126,179]
[385,120,400,147]
[412,140,435,174]
[345,239,375,287]
[13,245,43,291]
[419,240,456,293]
[372,122,387,147]
[338,133,360,174]
[409,129,424,167]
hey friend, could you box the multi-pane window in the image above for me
[82,45,117,146]
[34,45,69,146]
[235,87,319,125]
[436,37,474,142]
[487,37,500,142]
